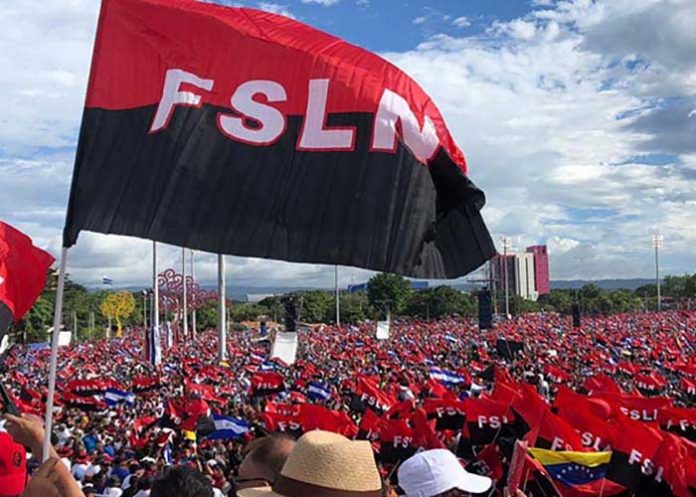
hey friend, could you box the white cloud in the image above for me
[256,2,295,18]
[452,16,470,28]
[412,16,427,25]
[356,0,369,5]
[301,0,339,5]
[1,0,694,287]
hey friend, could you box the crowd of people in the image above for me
[0,310,694,497]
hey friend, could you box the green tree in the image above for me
[406,286,476,318]
[324,292,369,323]
[299,290,333,323]
[367,273,412,316]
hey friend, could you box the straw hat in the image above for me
[238,430,382,497]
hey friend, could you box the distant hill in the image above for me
[550,278,658,291]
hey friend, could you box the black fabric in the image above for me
[63,105,495,278]
[0,302,12,339]
[572,303,581,328]
[478,289,493,329]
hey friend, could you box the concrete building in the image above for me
[526,245,550,295]
[489,244,549,301]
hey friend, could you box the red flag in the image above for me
[423,398,467,431]
[300,404,357,438]
[354,376,395,413]
[0,221,54,332]
[250,372,285,396]
[658,406,696,442]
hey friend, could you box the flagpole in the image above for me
[218,254,226,361]
[190,249,196,337]
[182,247,188,340]
[335,265,340,327]
[43,247,68,461]
[153,240,159,336]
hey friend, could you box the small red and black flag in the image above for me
[0,221,54,336]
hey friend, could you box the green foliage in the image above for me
[367,273,412,316]
[297,290,332,323]
[406,286,476,318]
[230,303,269,322]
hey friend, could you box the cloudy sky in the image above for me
[1,0,694,289]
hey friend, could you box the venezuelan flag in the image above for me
[528,448,610,486]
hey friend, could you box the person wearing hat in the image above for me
[0,432,26,497]
[237,430,383,497]
[397,449,494,497]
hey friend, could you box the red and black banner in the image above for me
[0,221,54,335]
[62,0,495,278]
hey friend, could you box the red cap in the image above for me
[0,432,26,497]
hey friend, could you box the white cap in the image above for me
[398,449,492,497]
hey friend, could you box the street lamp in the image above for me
[652,233,663,311]
[501,236,512,318]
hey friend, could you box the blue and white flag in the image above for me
[149,325,162,366]
[204,415,250,440]
[307,381,332,401]
[163,443,174,465]
[105,388,135,406]
[102,276,113,285]
[429,367,467,385]
[260,361,278,372]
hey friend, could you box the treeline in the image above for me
[13,271,696,343]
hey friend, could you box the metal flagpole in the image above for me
[182,247,188,340]
[153,241,159,343]
[218,254,226,361]
[190,249,196,337]
[43,247,68,461]
[335,265,340,326]
[502,237,511,318]
[653,233,662,311]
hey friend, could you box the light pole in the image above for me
[142,290,148,327]
[501,236,512,318]
[335,265,340,326]
[190,249,196,336]
[653,233,662,311]
[182,247,188,340]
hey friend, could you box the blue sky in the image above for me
[1,0,694,288]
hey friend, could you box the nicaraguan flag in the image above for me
[429,367,467,385]
[260,361,277,372]
[102,276,113,285]
[204,415,250,440]
[105,388,135,406]
[307,381,332,401]
[149,325,162,366]
[163,443,174,465]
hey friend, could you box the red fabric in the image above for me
[0,221,54,321]
[84,0,467,171]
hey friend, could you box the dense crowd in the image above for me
[0,310,695,497]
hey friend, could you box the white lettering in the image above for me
[218,80,287,145]
[298,79,355,150]
[150,69,214,132]
[371,89,439,162]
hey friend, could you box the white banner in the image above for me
[376,320,390,340]
[271,331,298,365]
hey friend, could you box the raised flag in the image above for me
[528,448,624,497]
[202,414,250,440]
[424,398,467,431]
[428,367,469,386]
[61,0,495,279]
[102,277,113,285]
[0,221,55,336]
[251,372,285,397]
[307,381,332,402]
[104,387,135,406]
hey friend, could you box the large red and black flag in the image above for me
[0,221,55,336]
[62,0,495,278]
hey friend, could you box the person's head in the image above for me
[150,465,214,497]
[0,432,26,497]
[237,430,381,497]
[235,433,295,491]
[397,449,492,497]
[82,484,97,497]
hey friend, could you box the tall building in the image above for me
[489,244,550,301]
[526,245,550,295]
